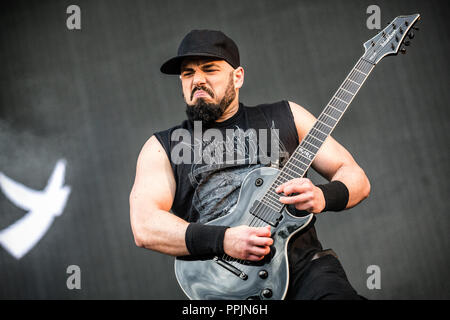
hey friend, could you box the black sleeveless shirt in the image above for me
[154,100,323,270]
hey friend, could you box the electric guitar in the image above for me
[175,14,421,300]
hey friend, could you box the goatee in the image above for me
[185,75,236,125]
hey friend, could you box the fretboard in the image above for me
[261,57,376,212]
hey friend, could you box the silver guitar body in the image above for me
[174,166,314,300]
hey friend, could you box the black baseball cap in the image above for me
[160,29,240,75]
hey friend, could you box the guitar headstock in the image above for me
[363,14,421,64]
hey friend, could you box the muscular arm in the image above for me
[284,101,371,211]
[129,136,190,256]
[129,135,273,261]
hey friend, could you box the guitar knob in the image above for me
[258,270,268,279]
[255,178,264,187]
[404,40,410,46]
[261,288,273,298]
[400,47,407,54]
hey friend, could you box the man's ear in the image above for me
[233,66,244,89]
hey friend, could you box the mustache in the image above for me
[191,86,215,100]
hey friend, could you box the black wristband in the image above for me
[316,180,349,212]
[185,223,229,257]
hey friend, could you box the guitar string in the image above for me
[219,24,394,269]
[254,22,394,216]
[222,59,374,268]
[237,59,377,268]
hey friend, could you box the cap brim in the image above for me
[160,53,227,75]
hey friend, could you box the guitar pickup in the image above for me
[249,200,283,227]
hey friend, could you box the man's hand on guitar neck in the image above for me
[276,178,326,214]
[223,225,273,261]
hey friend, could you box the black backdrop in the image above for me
[0,0,449,299]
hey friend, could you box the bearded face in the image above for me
[185,72,236,125]
[180,58,240,125]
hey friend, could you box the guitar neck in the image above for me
[262,56,376,211]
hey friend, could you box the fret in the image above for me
[258,57,375,213]
[336,90,353,103]
[272,176,287,189]
[262,190,279,202]
[273,173,298,191]
[317,118,336,132]
[359,60,373,73]
[327,103,341,113]
[333,96,348,105]
[329,99,346,112]
[325,105,343,119]
[261,197,282,210]
[298,145,316,160]
[311,127,328,139]
[287,159,307,172]
[294,155,312,168]
[348,70,364,84]
[261,193,280,205]
[323,106,341,119]
[320,112,338,123]
[302,139,320,151]
[342,80,360,95]
[266,184,277,195]
[290,152,312,167]
[306,133,324,144]
[314,122,332,136]
[346,77,360,86]
[331,97,347,110]
[340,87,354,96]
[274,174,290,186]
[283,165,301,177]
[288,157,309,170]
[355,68,367,76]
[280,161,307,179]
[264,189,284,204]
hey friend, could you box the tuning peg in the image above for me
[408,31,415,39]
[404,40,411,46]
[412,26,420,31]
[400,47,407,54]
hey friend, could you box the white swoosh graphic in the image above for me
[0,159,71,259]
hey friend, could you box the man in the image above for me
[129,30,370,299]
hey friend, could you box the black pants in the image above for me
[286,253,364,300]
